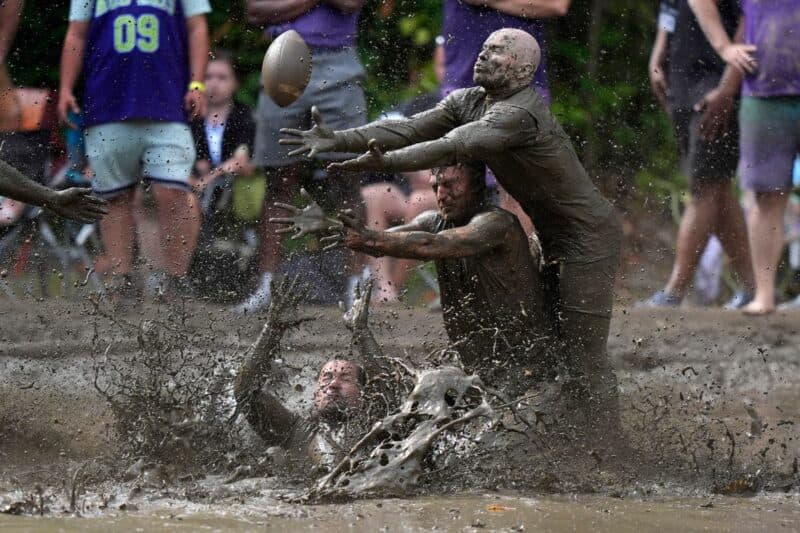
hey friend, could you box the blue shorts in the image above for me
[85,121,195,198]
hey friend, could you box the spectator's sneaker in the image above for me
[233,272,273,314]
[723,290,754,310]
[778,294,800,310]
[635,290,682,309]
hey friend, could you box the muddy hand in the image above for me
[320,209,362,251]
[48,188,108,223]
[342,277,374,331]
[265,274,312,329]
[269,187,342,240]
[327,139,386,173]
[279,106,336,159]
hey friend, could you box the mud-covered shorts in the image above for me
[671,106,739,193]
[253,47,367,168]
[738,96,800,192]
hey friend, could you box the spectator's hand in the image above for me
[327,139,385,173]
[279,106,336,158]
[649,64,668,111]
[57,90,81,129]
[694,86,736,141]
[184,88,207,120]
[47,188,108,223]
[720,43,757,74]
[342,277,373,331]
[269,187,342,239]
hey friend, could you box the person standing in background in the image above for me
[242,0,369,313]
[638,0,755,309]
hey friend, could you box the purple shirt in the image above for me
[441,0,550,101]
[268,5,359,49]
[741,0,800,97]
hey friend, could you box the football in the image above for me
[261,30,312,108]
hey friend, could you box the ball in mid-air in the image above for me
[261,30,312,108]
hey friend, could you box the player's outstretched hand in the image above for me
[265,274,311,331]
[269,187,342,240]
[47,188,108,223]
[279,106,336,158]
[327,139,386,173]
[320,209,367,252]
[342,277,373,332]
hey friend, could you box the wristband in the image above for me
[188,81,206,92]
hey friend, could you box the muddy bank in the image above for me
[1,299,799,500]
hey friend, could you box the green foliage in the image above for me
[7,0,680,200]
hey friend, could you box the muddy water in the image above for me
[2,301,800,529]
[1,494,798,531]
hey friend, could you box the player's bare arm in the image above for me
[246,0,320,25]
[326,209,511,261]
[0,159,107,223]
[233,277,310,445]
[58,20,89,129]
[462,0,569,19]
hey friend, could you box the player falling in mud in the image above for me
[233,276,393,473]
[279,28,622,430]
[274,163,554,395]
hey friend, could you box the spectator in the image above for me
[638,0,754,309]
[0,0,22,131]
[58,0,211,306]
[441,0,571,236]
[242,0,368,313]
[187,50,256,299]
[690,0,800,315]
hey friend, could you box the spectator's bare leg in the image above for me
[743,191,788,314]
[97,190,136,276]
[662,183,718,298]
[498,185,534,236]
[152,185,200,277]
[713,182,755,293]
[362,183,406,301]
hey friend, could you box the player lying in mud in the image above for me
[272,163,556,397]
[233,276,394,473]
[279,28,622,433]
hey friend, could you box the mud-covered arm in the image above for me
[340,210,511,260]
[343,279,386,379]
[331,107,532,174]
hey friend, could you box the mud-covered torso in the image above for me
[422,207,549,376]
[441,87,620,263]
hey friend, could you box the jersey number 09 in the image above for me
[113,14,159,53]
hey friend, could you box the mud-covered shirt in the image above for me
[337,86,619,263]
[418,206,549,373]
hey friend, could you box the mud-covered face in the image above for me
[313,360,362,419]
[431,166,473,222]
[473,33,519,90]
[205,59,237,106]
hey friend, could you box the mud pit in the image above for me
[1,299,799,529]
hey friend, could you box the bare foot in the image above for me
[742,301,775,316]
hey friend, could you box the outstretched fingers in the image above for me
[273,201,301,214]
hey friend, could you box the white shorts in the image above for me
[85,121,195,197]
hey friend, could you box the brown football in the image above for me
[261,30,312,108]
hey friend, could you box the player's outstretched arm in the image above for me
[0,158,107,222]
[279,103,458,158]
[342,278,386,379]
[322,209,510,260]
[233,275,311,445]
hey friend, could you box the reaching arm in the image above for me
[337,209,512,261]
[688,0,755,74]
[0,158,107,222]
[246,0,319,25]
[342,279,386,380]
[462,0,569,18]
[233,278,308,446]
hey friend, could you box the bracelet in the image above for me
[188,81,206,92]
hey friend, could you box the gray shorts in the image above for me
[253,47,367,168]
[85,121,195,197]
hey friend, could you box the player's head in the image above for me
[205,49,239,106]
[313,359,366,421]
[473,29,541,91]
[431,163,487,222]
